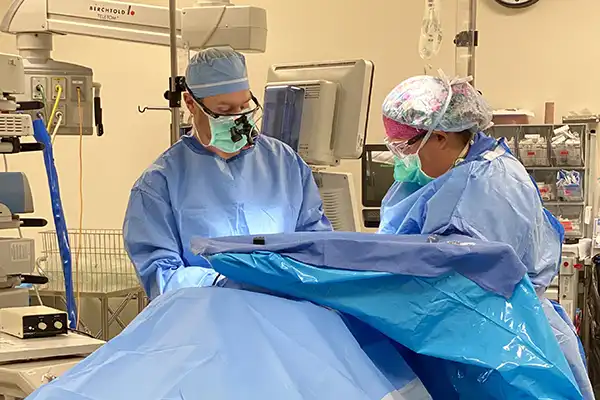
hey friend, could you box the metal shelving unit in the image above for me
[488,124,590,240]
[488,124,590,317]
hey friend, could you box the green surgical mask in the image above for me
[393,154,435,186]
[393,138,471,185]
[207,114,257,154]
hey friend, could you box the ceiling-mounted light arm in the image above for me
[1,0,268,145]
[1,0,267,51]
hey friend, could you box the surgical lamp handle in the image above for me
[93,83,104,137]
[19,142,45,152]
[18,100,45,111]
[20,274,49,285]
[94,96,104,137]
[20,218,47,227]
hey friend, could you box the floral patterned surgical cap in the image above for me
[382,75,493,139]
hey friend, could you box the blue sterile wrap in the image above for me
[192,232,581,399]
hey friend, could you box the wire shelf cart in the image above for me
[36,229,146,340]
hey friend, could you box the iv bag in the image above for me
[419,0,443,61]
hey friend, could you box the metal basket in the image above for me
[38,229,140,295]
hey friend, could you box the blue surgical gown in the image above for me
[379,133,562,291]
[123,134,332,300]
[378,132,594,399]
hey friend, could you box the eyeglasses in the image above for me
[384,131,427,158]
[184,83,264,146]
[184,82,262,120]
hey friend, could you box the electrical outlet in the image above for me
[51,77,67,100]
[71,77,86,102]
[51,104,67,129]
[31,77,47,100]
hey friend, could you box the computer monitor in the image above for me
[361,144,395,208]
[265,59,374,166]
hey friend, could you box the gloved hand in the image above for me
[162,266,222,294]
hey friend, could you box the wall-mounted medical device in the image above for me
[15,34,95,136]
[265,59,374,167]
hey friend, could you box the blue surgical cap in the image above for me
[185,47,250,99]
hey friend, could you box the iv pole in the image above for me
[454,0,478,86]
[166,1,231,145]
[168,0,180,145]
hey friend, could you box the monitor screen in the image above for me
[267,59,374,165]
[361,144,395,207]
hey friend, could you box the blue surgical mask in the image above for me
[206,114,257,154]
[393,154,435,186]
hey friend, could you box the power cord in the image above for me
[212,273,222,286]
[75,87,84,330]
[46,85,62,131]
[51,112,63,145]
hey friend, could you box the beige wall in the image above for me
[2,0,597,239]
[0,0,597,331]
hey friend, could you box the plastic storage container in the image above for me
[492,109,534,125]
[551,126,583,167]
[531,170,556,202]
[548,205,583,237]
[552,143,582,166]
[537,182,556,202]
[556,170,584,202]
[519,134,549,167]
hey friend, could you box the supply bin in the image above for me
[530,170,556,202]
[551,125,584,167]
[538,182,556,202]
[547,205,583,238]
[519,126,552,167]
[556,170,584,202]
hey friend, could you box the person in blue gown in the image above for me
[377,73,593,399]
[123,47,332,301]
